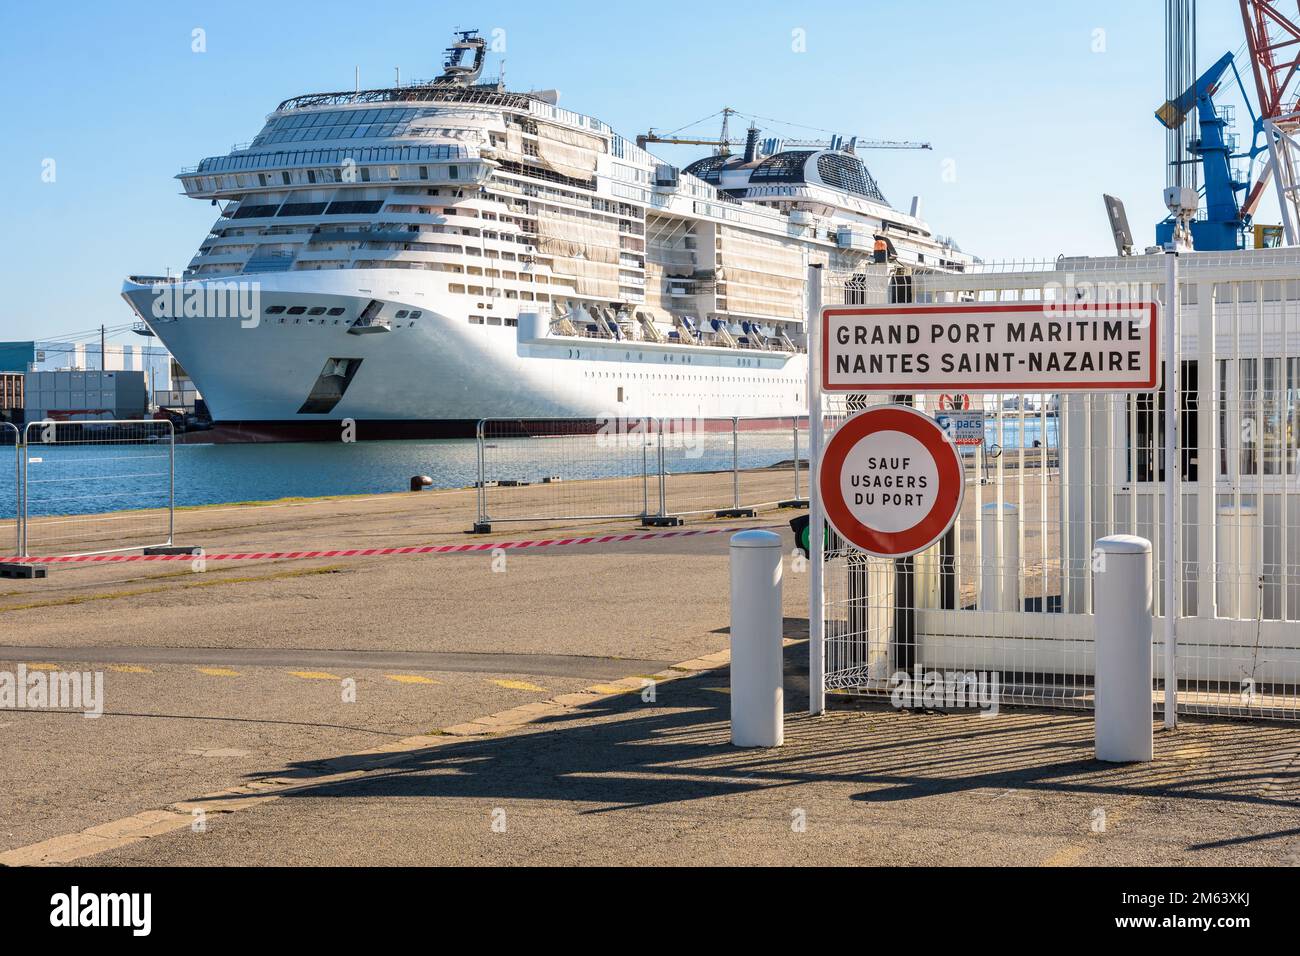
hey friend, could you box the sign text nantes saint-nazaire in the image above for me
[822,302,1159,393]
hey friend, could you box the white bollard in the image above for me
[980,502,1020,612]
[1093,535,1154,762]
[729,529,784,747]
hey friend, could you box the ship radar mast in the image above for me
[435,30,487,86]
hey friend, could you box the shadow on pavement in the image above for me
[228,642,1299,815]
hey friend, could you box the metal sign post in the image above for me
[1163,249,1180,728]
[807,264,825,716]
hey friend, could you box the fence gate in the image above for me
[21,419,175,558]
[811,252,1300,722]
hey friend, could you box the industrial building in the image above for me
[0,340,173,388]
[0,338,201,423]
[21,369,148,423]
[0,372,21,424]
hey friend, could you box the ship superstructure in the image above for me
[123,31,973,438]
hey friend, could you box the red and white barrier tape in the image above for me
[0,524,783,564]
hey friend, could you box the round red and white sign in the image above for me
[818,404,964,558]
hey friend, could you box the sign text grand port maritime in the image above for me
[821,301,1159,393]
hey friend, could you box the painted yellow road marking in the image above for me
[1042,805,1131,867]
[0,648,728,866]
[386,674,441,685]
[109,665,152,674]
[24,663,59,671]
[1043,843,1089,867]
[290,671,341,681]
[587,683,636,695]
[490,679,547,693]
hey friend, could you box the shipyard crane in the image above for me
[1139,1,1300,250]
[635,107,931,154]
[1154,50,1262,249]
[1239,0,1300,243]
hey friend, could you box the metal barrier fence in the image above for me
[473,417,807,530]
[815,253,1300,721]
[0,423,18,555]
[20,419,175,558]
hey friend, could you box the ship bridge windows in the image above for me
[232,203,283,219]
[278,202,328,217]
[324,199,385,215]
[252,107,428,147]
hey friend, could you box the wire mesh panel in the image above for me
[814,252,1300,720]
[476,416,807,527]
[22,420,174,558]
[735,417,807,511]
[476,418,657,525]
[0,423,18,555]
[658,417,744,517]
[1177,276,1300,718]
[659,417,802,517]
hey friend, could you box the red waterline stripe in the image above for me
[0,525,784,564]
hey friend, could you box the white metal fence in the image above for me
[473,416,807,531]
[19,419,175,558]
[0,423,18,556]
[813,251,1300,721]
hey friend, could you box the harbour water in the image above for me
[0,417,1059,518]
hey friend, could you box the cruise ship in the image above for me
[122,31,974,439]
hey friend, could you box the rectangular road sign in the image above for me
[822,302,1159,393]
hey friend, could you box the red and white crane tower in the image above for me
[1240,1,1300,240]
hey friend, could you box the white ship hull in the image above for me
[124,270,808,436]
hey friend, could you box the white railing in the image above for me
[818,261,1300,721]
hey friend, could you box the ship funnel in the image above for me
[743,125,761,163]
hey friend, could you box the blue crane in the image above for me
[1154,51,1264,250]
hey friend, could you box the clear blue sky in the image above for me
[0,0,1263,342]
